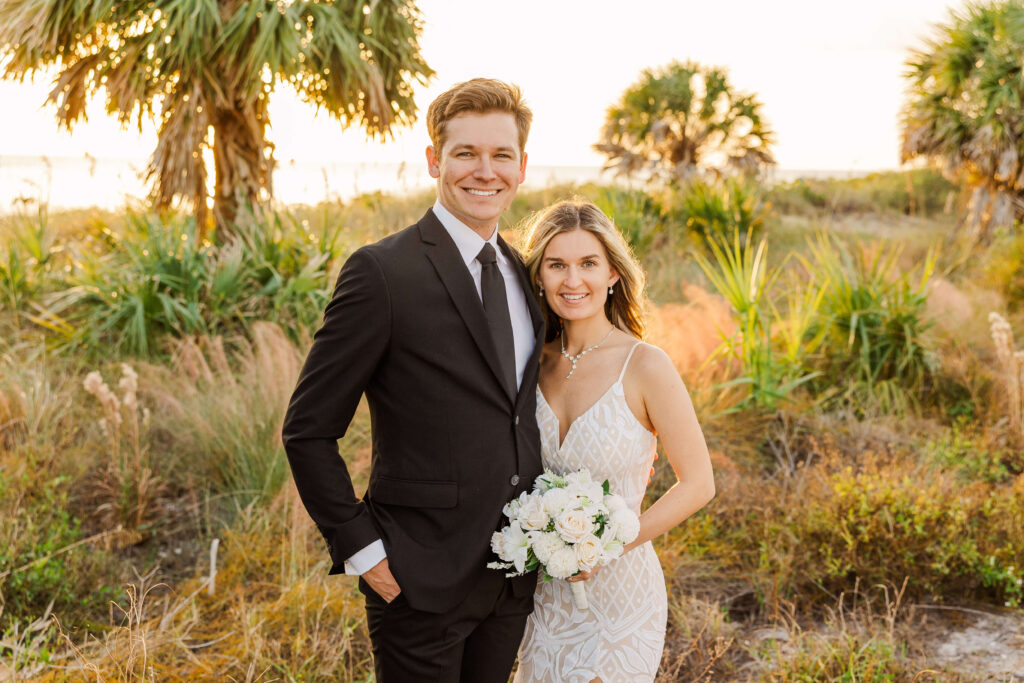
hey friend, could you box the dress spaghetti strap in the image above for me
[617,341,644,383]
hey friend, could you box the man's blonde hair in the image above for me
[427,78,532,156]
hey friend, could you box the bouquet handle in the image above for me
[570,581,588,610]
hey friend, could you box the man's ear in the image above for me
[426,146,440,178]
[519,152,528,183]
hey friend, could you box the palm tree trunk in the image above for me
[211,98,272,239]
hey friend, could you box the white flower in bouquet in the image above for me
[604,493,629,514]
[533,470,565,493]
[517,495,549,531]
[601,536,625,562]
[564,470,605,504]
[491,521,530,572]
[529,530,565,565]
[611,508,641,544]
[541,487,571,516]
[555,508,594,544]
[546,546,579,579]
[502,491,527,521]
[574,533,603,571]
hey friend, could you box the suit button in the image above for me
[514,415,520,426]
[510,474,520,486]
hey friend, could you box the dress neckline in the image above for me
[538,381,620,450]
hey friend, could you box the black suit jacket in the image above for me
[283,209,545,613]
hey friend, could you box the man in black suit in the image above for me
[283,79,544,682]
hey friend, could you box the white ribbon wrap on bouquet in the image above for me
[570,581,588,610]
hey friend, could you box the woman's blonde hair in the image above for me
[523,199,646,341]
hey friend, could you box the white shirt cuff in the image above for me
[344,539,386,575]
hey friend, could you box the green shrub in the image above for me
[764,178,828,215]
[796,466,1024,606]
[0,476,112,631]
[803,235,938,412]
[38,208,347,356]
[694,232,822,409]
[983,222,1024,310]
[766,169,956,217]
[591,185,665,254]
[759,632,910,682]
[925,421,1016,483]
[0,204,62,318]
[678,178,770,244]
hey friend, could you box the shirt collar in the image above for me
[432,200,505,267]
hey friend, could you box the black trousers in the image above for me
[360,569,533,682]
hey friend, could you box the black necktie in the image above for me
[477,243,517,394]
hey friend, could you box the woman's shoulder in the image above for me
[625,341,680,387]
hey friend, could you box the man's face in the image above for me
[426,111,527,238]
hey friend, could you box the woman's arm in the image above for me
[624,344,715,552]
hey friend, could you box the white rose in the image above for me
[541,487,572,517]
[517,495,549,531]
[574,533,603,571]
[612,510,641,544]
[530,531,565,565]
[546,547,579,579]
[555,509,594,544]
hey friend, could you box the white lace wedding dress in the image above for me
[514,342,667,682]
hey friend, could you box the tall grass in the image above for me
[139,323,303,508]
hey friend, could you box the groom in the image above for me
[282,78,544,682]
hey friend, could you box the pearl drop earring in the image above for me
[608,285,614,296]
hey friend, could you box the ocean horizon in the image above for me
[0,154,877,215]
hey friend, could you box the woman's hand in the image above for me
[568,566,602,582]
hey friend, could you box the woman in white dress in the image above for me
[513,199,716,683]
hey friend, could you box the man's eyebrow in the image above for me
[449,143,517,153]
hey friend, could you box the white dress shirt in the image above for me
[343,202,536,575]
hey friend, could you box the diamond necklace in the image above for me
[560,326,615,380]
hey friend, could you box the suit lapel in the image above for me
[420,210,517,403]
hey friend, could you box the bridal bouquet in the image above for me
[488,468,641,609]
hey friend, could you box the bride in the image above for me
[513,199,716,682]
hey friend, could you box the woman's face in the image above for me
[538,228,620,323]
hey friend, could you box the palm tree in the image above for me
[0,0,433,237]
[594,60,775,185]
[901,1,1024,240]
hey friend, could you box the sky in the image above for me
[0,0,961,172]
